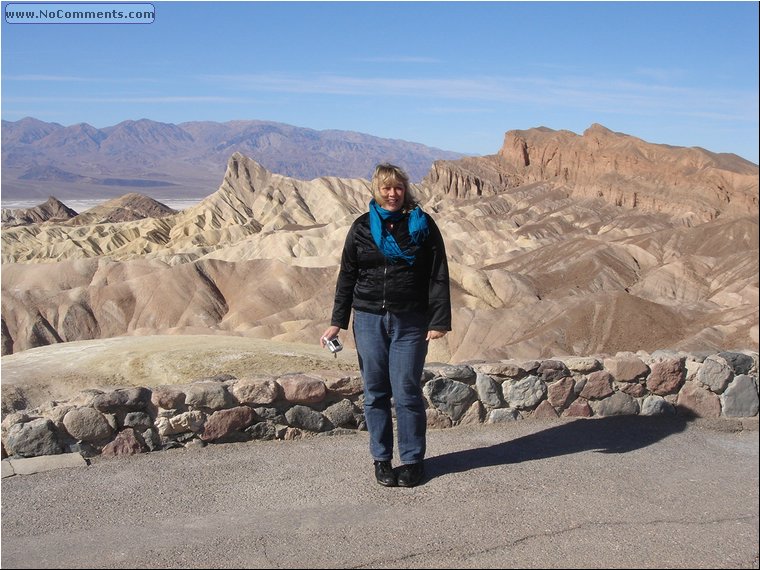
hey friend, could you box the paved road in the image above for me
[2,416,758,569]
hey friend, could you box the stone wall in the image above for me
[2,349,758,460]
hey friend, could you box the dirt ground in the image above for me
[1,334,361,415]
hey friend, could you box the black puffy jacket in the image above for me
[330,210,451,331]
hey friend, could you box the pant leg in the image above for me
[352,309,394,462]
[387,311,429,464]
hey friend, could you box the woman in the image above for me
[321,163,451,488]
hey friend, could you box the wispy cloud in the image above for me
[351,56,442,64]
[3,74,93,82]
[202,72,758,122]
[420,106,494,115]
[632,67,688,83]
[2,96,253,104]
[2,74,165,84]
[204,73,521,100]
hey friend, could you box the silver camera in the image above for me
[324,337,343,353]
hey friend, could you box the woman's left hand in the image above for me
[426,330,447,341]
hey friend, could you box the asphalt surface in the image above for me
[1,416,758,569]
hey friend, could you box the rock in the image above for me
[589,391,639,417]
[323,399,359,429]
[200,406,256,442]
[277,374,327,405]
[696,355,734,394]
[101,428,144,457]
[646,358,686,395]
[604,354,649,382]
[580,370,615,400]
[676,382,722,418]
[230,376,280,405]
[474,372,504,409]
[502,375,546,410]
[721,375,760,418]
[62,407,113,443]
[284,405,331,432]
[423,378,478,421]
[6,418,63,458]
[184,382,233,410]
[92,387,151,413]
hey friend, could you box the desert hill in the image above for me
[1,117,464,202]
[66,193,178,226]
[1,125,758,368]
[0,196,77,227]
[1,193,178,227]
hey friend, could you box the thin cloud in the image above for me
[3,74,92,81]
[2,96,253,104]
[3,74,165,84]
[351,56,442,64]
[204,73,521,99]
[632,67,688,83]
[420,106,494,115]
[203,72,757,122]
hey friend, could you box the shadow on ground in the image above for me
[425,415,690,479]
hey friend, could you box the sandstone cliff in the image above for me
[424,124,758,221]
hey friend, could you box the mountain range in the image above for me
[2,123,757,366]
[1,117,465,202]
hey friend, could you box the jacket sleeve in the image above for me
[330,222,359,329]
[426,216,452,331]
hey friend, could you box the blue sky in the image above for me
[2,1,758,163]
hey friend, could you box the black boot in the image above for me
[397,462,424,487]
[374,460,397,487]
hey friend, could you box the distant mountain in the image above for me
[0,196,78,226]
[0,117,465,202]
[0,192,178,227]
[66,192,178,226]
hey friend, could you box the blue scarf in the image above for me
[369,199,429,265]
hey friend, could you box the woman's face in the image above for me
[376,179,405,212]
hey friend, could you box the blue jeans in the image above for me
[352,309,428,465]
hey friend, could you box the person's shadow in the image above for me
[424,415,690,479]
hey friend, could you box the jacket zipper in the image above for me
[381,218,398,310]
[381,263,387,309]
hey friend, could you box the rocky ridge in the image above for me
[1,125,758,365]
[0,192,178,227]
[0,196,77,226]
[424,124,758,220]
[67,193,178,226]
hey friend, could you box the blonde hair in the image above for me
[371,163,418,212]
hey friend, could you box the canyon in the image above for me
[1,123,758,414]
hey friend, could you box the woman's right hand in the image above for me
[320,325,341,348]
